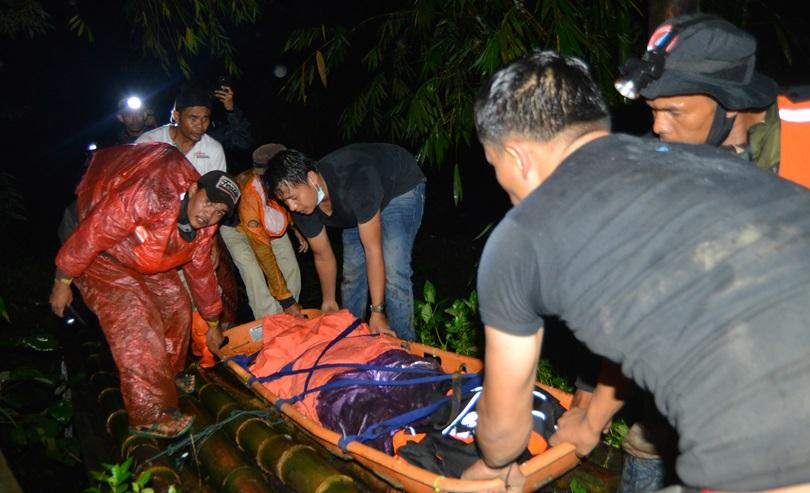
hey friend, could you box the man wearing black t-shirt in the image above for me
[462,51,810,491]
[266,144,425,340]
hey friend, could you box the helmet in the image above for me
[616,14,777,110]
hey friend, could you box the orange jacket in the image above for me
[237,171,294,301]
[777,92,810,188]
[56,142,222,320]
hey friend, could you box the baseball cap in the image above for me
[616,14,777,110]
[197,170,240,215]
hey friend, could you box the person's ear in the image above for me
[307,170,319,187]
[171,110,180,124]
[188,182,198,198]
[116,114,125,123]
[505,143,532,179]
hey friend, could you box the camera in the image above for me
[217,75,232,89]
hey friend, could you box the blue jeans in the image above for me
[341,182,425,340]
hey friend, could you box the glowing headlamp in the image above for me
[126,96,143,110]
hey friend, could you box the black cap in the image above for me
[621,14,777,110]
[197,171,240,215]
[252,143,287,168]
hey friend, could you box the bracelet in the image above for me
[58,277,73,286]
[369,303,385,314]
[503,463,514,489]
[206,319,220,328]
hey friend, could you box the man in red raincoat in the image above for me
[49,142,240,438]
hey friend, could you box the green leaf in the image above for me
[18,333,59,352]
[8,366,58,386]
[315,50,328,88]
[423,280,436,304]
[48,400,74,424]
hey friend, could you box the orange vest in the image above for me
[238,174,290,244]
[777,93,810,188]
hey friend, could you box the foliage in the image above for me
[602,416,629,449]
[0,0,52,39]
[414,280,479,356]
[282,0,641,201]
[0,360,80,465]
[1,1,261,78]
[569,477,588,493]
[536,358,575,394]
[85,457,176,493]
[122,0,260,77]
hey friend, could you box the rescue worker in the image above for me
[616,13,810,186]
[49,143,240,439]
[266,144,426,340]
[137,83,241,362]
[233,143,305,318]
[463,51,810,492]
[115,95,156,144]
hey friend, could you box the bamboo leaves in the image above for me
[281,0,643,202]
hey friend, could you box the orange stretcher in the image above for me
[214,312,578,493]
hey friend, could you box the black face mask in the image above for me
[177,194,197,242]
[705,103,736,147]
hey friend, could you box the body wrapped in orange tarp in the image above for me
[250,310,400,421]
[56,142,222,426]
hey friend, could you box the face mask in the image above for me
[313,181,325,206]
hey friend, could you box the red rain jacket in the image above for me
[56,142,222,319]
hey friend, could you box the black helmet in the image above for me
[616,14,777,110]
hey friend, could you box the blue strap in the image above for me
[251,362,446,384]
[225,349,262,372]
[302,318,363,393]
[246,317,364,386]
[336,374,483,450]
[275,372,476,411]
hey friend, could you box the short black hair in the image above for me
[263,149,318,198]
[474,50,610,146]
[174,83,213,112]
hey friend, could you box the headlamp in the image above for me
[614,27,678,100]
[87,142,98,151]
[126,96,143,110]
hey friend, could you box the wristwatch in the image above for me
[369,303,385,314]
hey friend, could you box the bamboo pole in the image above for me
[193,379,362,493]
[198,368,395,493]
[178,396,275,493]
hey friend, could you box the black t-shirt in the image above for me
[478,134,810,490]
[293,143,425,237]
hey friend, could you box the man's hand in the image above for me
[49,280,73,318]
[214,86,235,111]
[206,323,225,353]
[283,302,305,318]
[321,300,340,313]
[293,228,309,253]
[548,407,602,457]
[368,311,396,337]
[461,460,525,493]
